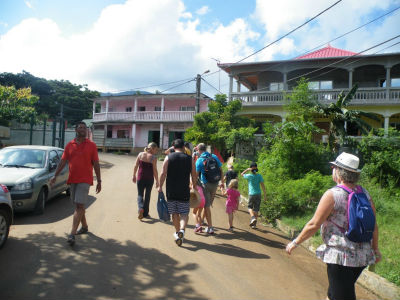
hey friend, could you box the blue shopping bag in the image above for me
[157,191,170,222]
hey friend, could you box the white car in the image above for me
[0,145,69,214]
[0,183,13,249]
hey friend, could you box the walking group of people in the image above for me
[51,121,381,300]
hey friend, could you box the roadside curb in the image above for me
[274,219,400,300]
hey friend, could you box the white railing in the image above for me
[233,87,400,105]
[93,111,195,122]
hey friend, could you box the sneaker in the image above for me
[194,226,203,233]
[173,232,182,246]
[228,226,234,232]
[178,229,185,240]
[67,234,75,246]
[250,217,257,227]
[76,227,88,235]
[206,227,215,235]
[138,209,144,220]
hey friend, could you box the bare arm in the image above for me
[241,168,251,176]
[93,160,101,194]
[49,159,67,186]
[286,190,334,254]
[152,155,159,188]
[158,156,169,192]
[191,158,197,190]
[370,198,381,263]
[260,182,267,200]
[132,153,141,183]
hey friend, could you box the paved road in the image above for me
[0,153,377,299]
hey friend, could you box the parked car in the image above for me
[0,146,69,214]
[0,183,13,248]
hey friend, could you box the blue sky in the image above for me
[0,0,399,96]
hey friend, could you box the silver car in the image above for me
[0,183,13,248]
[0,145,69,214]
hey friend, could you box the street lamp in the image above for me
[195,70,210,114]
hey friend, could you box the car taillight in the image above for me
[0,184,9,193]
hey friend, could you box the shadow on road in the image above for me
[0,232,204,300]
[13,195,97,225]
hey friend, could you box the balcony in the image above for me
[93,111,195,123]
[232,87,400,106]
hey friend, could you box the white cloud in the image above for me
[196,6,210,15]
[0,0,258,96]
[24,1,33,9]
[252,0,400,59]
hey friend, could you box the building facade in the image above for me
[91,93,210,152]
[220,45,400,140]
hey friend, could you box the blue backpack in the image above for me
[337,185,376,243]
[157,192,170,222]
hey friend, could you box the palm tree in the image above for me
[315,84,379,152]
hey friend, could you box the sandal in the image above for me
[76,227,88,235]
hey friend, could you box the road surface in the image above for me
[0,153,377,299]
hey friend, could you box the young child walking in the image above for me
[223,179,240,232]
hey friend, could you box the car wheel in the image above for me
[0,209,11,249]
[34,188,47,215]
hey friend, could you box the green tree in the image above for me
[185,94,255,156]
[314,84,378,151]
[0,85,38,126]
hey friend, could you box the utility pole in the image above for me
[195,74,201,114]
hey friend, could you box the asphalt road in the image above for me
[0,153,378,300]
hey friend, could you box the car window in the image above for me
[0,148,46,168]
[49,150,60,168]
[56,150,64,159]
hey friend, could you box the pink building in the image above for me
[91,93,211,152]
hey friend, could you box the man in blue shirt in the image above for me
[195,143,224,234]
[241,162,267,229]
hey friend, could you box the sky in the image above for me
[0,0,400,97]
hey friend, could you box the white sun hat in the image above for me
[330,152,361,173]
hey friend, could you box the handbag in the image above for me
[157,191,170,222]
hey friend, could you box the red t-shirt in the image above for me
[62,138,99,185]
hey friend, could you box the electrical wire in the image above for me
[201,77,222,94]
[235,0,342,63]
[159,79,195,93]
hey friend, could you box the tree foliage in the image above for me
[0,71,100,126]
[185,94,255,155]
[0,85,38,126]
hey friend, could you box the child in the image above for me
[224,164,238,188]
[223,179,240,232]
[241,162,267,229]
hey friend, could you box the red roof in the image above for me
[296,45,357,59]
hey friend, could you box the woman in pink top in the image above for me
[132,142,159,219]
[223,179,240,232]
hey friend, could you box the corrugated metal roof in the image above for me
[296,45,357,59]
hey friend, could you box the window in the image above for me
[180,106,195,111]
[308,81,332,90]
[117,130,129,138]
[155,106,162,111]
[392,78,400,87]
[126,107,132,112]
[139,106,146,111]
[270,82,284,91]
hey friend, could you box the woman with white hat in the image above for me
[286,152,381,300]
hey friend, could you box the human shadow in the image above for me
[0,231,204,300]
[13,194,96,225]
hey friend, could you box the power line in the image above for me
[201,77,222,94]
[159,79,195,93]
[236,0,342,63]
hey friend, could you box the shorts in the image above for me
[248,194,261,212]
[70,183,90,206]
[167,200,190,215]
[202,182,218,208]
[226,205,237,214]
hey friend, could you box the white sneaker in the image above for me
[206,227,215,235]
[178,229,185,240]
[173,232,182,246]
[250,217,257,227]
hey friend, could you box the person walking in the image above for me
[158,139,197,246]
[286,152,381,300]
[223,179,240,232]
[50,121,101,246]
[195,143,224,235]
[241,162,267,229]
[224,164,238,188]
[132,142,159,219]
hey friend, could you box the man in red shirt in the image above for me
[51,121,101,246]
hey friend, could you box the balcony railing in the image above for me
[232,87,400,105]
[93,111,195,122]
